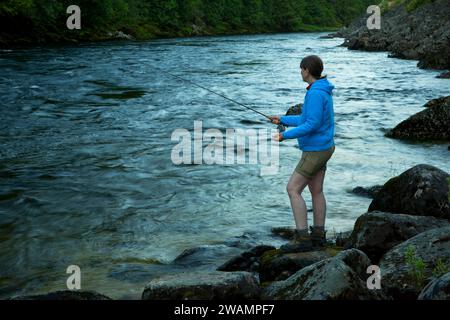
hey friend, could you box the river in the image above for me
[0,32,448,299]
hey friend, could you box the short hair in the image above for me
[300,55,324,79]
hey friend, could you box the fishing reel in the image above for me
[268,116,286,133]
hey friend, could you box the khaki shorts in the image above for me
[295,145,335,179]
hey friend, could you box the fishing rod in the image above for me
[149,65,273,119]
[149,65,286,132]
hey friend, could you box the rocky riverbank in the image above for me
[10,161,450,300]
[8,93,450,300]
[328,0,450,73]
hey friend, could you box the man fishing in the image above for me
[269,55,336,252]
[154,56,334,253]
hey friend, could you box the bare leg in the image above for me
[286,171,311,230]
[308,169,326,227]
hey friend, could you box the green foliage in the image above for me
[379,0,437,12]
[0,0,374,42]
[432,258,450,278]
[405,245,450,288]
[405,245,427,288]
[447,177,450,202]
[405,0,436,11]
[0,0,34,16]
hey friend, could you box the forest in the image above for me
[0,0,374,44]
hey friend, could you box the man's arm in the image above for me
[280,115,303,127]
[282,95,324,139]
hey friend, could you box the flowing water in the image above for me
[0,32,448,299]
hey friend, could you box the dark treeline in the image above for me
[0,0,373,44]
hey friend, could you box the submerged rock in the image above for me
[379,226,450,300]
[262,249,385,300]
[11,290,112,300]
[172,244,242,270]
[352,185,383,198]
[418,272,450,300]
[141,271,260,300]
[437,71,450,79]
[368,164,450,219]
[385,96,450,141]
[348,211,450,263]
[107,262,184,284]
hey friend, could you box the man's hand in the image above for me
[273,132,284,142]
[268,116,281,125]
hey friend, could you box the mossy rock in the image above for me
[260,249,283,265]
[259,249,338,282]
[324,245,344,256]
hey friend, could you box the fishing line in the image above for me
[149,65,272,120]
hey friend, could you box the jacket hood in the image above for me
[309,77,334,95]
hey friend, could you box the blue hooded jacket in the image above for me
[280,77,335,151]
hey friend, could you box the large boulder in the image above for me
[217,244,275,273]
[262,249,385,300]
[11,290,112,300]
[418,272,450,300]
[385,96,450,141]
[368,164,450,219]
[259,248,338,282]
[141,271,260,300]
[349,211,450,263]
[379,226,450,300]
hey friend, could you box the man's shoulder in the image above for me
[305,90,326,104]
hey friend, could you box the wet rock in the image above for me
[336,248,373,280]
[106,30,134,40]
[334,231,353,248]
[285,103,303,115]
[385,96,450,141]
[348,211,450,263]
[141,271,260,300]
[379,226,450,300]
[262,249,385,300]
[418,272,450,300]
[259,247,340,282]
[11,290,112,300]
[319,34,338,39]
[352,185,383,198]
[437,71,450,79]
[368,164,450,219]
[173,244,242,270]
[424,96,450,109]
[223,230,276,250]
[217,245,275,272]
